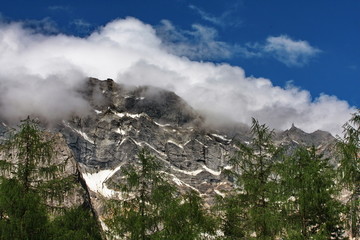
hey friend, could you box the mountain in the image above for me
[0,77,337,229]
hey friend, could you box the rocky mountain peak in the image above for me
[83,78,201,126]
[276,123,335,147]
[0,77,340,232]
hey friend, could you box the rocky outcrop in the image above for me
[0,130,88,212]
[55,78,337,219]
[0,77,338,230]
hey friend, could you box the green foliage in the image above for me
[0,117,75,199]
[221,118,282,239]
[50,206,102,240]
[105,148,171,239]
[105,148,215,240]
[0,178,49,240]
[337,109,360,239]
[0,118,103,239]
[158,190,217,240]
[277,146,345,239]
[217,193,246,239]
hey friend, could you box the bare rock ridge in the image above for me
[0,77,337,228]
[58,78,336,210]
[82,77,202,126]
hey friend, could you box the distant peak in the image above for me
[289,123,302,132]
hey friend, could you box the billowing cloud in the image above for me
[0,17,354,135]
[263,35,321,66]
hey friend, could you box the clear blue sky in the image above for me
[1,0,359,107]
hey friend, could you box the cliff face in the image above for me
[0,78,337,228]
[59,78,237,211]
[56,78,336,216]
[0,128,87,211]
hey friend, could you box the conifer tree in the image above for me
[0,117,75,203]
[0,178,49,240]
[277,146,345,239]
[221,118,282,240]
[337,110,360,239]
[105,148,215,240]
[0,118,102,239]
[50,206,102,240]
[159,190,217,240]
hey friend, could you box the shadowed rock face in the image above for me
[0,77,338,227]
[82,78,201,126]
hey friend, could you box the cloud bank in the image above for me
[0,17,355,135]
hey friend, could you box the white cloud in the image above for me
[0,17,354,135]
[188,4,242,28]
[156,20,234,60]
[263,35,321,67]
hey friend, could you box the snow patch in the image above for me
[112,110,147,119]
[214,189,225,198]
[202,165,221,176]
[94,109,102,114]
[81,164,123,198]
[171,166,203,176]
[119,137,129,146]
[143,142,167,157]
[63,122,95,144]
[164,172,201,193]
[115,128,126,135]
[154,121,171,127]
[167,139,184,149]
[172,176,184,186]
[223,165,233,170]
[195,139,206,146]
[211,133,231,142]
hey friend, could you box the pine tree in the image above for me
[221,118,283,240]
[277,146,345,239]
[337,110,360,239]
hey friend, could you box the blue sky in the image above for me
[1,0,359,106]
[0,0,358,134]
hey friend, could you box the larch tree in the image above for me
[0,118,102,240]
[221,118,283,240]
[337,110,360,239]
[277,146,345,239]
[105,148,215,240]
